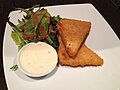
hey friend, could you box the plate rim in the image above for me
[3,3,120,90]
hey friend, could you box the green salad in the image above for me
[8,5,61,71]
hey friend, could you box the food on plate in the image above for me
[58,35,103,67]
[8,5,103,71]
[57,18,103,67]
[8,5,61,71]
[17,42,58,77]
[57,18,91,57]
[8,5,61,50]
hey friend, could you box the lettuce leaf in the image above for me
[11,31,22,45]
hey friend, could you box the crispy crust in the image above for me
[57,18,91,57]
[58,35,103,67]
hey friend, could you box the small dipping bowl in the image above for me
[17,42,58,77]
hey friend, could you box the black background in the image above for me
[0,0,120,89]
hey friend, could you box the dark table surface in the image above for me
[0,0,120,90]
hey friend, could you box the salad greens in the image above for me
[10,65,18,71]
[8,4,61,50]
[8,4,61,71]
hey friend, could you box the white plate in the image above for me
[3,3,120,90]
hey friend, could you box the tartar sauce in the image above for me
[18,42,58,76]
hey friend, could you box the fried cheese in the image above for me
[57,18,91,57]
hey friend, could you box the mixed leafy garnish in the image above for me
[8,5,61,71]
[8,4,61,50]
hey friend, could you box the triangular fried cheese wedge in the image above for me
[57,18,91,57]
[58,35,103,67]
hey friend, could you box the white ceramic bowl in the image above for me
[17,42,58,77]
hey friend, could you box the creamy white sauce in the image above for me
[19,42,57,75]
